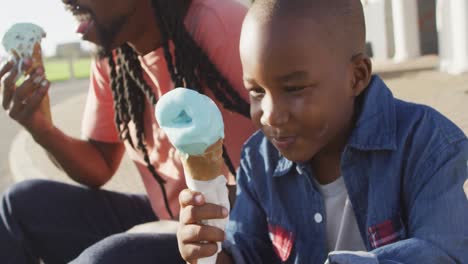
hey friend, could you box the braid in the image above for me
[107,0,250,219]
[151,0,250,117]
[121,45,174,219]
[108,52,134,148]
[107,54,120,127]
[120,44,158,105]
[151,5,181,87]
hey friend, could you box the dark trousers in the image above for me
[0,179,184,264]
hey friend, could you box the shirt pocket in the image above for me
[367,214,407,249]
[267,218,295,262]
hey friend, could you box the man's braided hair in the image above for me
[107,0,250,219]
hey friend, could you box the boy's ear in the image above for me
[350,53,372,97]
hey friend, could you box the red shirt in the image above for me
[81,0,255,219]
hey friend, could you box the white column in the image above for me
[436,0,452,72]
[362,0,395,60]
[392,0,421,62]
[449,0,468,74]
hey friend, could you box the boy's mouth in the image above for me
[271,136,296,150]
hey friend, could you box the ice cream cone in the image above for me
[181,139,224,181]
[26,42,51,122]
[25,42,43,75]
[2,23,51,122]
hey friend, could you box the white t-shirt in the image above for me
[313,177,367,252]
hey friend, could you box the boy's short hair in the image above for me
[249,0,366,57]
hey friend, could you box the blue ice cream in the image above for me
[155,88,224,155]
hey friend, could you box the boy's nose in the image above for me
[260,96,289,127]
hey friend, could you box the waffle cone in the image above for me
[25,42,44,75]
[181,139,224,181]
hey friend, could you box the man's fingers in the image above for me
[14,73,45,103]
[0,60,14,78]
[21,58,33,72]
[179,189,205,207]
[16,80,49,122]
[2,67,18,110]
[180,203,228,225]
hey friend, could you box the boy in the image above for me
[177,0,468,263]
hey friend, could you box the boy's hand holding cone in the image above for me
[155,88,230,264]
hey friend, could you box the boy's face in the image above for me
[240,15,358,162]
[63,0,138,52]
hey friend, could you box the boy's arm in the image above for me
[326,139,468,264]
[222,155,281,264]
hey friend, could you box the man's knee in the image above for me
[72,233,183,264]
[1,179,55,216]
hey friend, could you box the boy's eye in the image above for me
[285,86,306,93]
[248,88,265,98]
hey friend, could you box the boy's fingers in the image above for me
[180,204,228,225]
[179,189,205,207]
[178,224,225,244]
[183,242,219,262]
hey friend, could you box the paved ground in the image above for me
[374,56,468,133]
[1,55,467,195]
[3,81,144,194]
[0,79,90,193]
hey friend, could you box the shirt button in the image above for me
[314,213,323,223]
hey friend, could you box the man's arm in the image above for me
[34,126,125,188]
[1,59,124,188]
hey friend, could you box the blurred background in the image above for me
[243,0,468,75]
[1,0,467,81]
[361,0,468,74]
[0,0,466,194]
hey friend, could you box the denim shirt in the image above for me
[223,76,468,264]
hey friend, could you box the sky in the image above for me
[0,1,88,58]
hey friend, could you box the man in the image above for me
[0,0,255,263]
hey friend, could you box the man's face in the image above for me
[62,0,137,52]
[240,15,357,163]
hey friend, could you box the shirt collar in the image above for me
[347,75,397,151]
[273,156,294,177]
[272,75,396,178]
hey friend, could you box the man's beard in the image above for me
[92,17,128,59]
